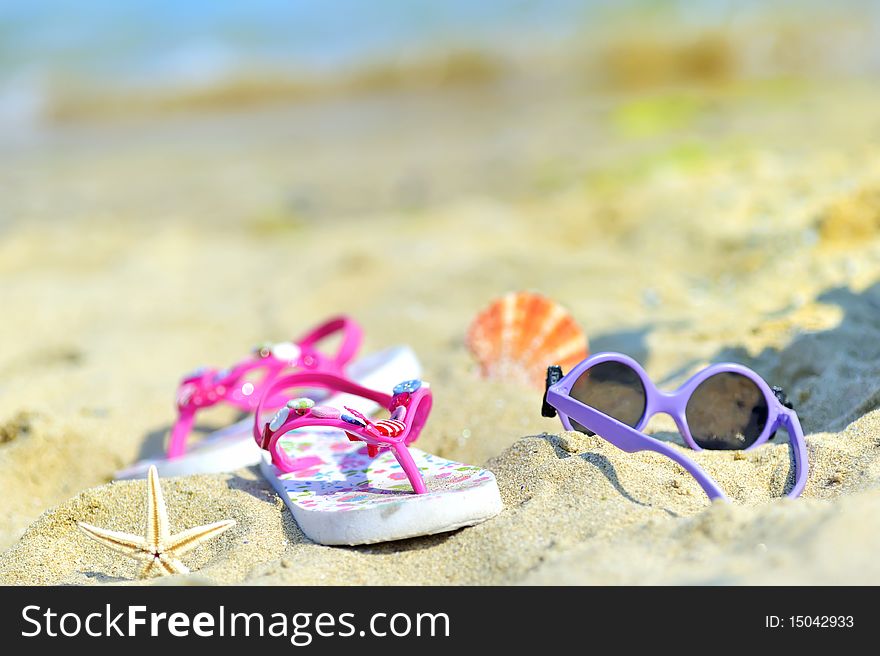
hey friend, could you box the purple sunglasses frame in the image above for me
[544,352,808,501]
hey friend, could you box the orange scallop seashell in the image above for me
[467,292,589,388]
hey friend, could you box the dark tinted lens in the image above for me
[686,372,769,450]
[568,361,646,434]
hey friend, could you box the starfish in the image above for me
[77,465,235,578]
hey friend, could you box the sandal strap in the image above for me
[255,373,432,495]
[167,316,363,459]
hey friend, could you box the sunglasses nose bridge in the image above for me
[652,388,677,413]
[650,389,687,425]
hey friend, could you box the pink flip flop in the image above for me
[253,373,503,545]
[116,316,420,479]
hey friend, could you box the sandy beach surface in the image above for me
[2,26,880,584]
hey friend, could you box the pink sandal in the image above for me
[116,316,420,479]
[253,373,502,545]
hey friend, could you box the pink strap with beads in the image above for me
[167,316,363,459]
[253,373,433,494]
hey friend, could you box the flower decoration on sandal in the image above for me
[253,373,433,494]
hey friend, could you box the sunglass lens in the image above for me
[686,372,769,450]
[568,361,647,434]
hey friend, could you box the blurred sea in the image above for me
[0,0,581,127]
[1,0,878,131]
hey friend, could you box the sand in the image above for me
[2,39,880,585]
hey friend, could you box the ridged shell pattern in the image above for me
[466,291,588,387]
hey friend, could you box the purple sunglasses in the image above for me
[541,352,808,501]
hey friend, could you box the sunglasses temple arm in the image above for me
[547,391,727,501]
[780,410,809,498]
[646,439,727,501]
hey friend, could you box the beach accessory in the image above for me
[116,316,421,479]
[79,465,235,578]
[542,352,808,500]
[254,373,503,545]
[468,291,588,388]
